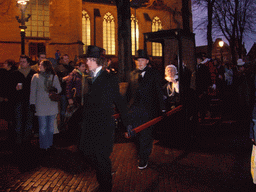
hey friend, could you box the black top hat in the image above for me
[135,49,149,60]
[86,45,103,58]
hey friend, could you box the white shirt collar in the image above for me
[137,66,147,77]
[201,58,210,64]
[93,66,102,77]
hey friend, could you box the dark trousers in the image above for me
[60,94,68,127]
[83,151,112,192]
[197,91,210,120]
[135,126,154,162]
[14,101,33,144]
[66,106,83,144]
[128,106,153,161]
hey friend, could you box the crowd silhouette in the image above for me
[0,49,256,190]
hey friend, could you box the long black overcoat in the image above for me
[79,70,127,157]
[126,67,166,127]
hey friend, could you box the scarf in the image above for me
[18,67,31,78]
[40,72,53,92]
[165,75,178,83]
[165,77,179,97]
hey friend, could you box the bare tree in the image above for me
[194,0,256,63]
[213,0,256,63]
[192,0,216,58]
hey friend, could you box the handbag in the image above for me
[49,75,61,102]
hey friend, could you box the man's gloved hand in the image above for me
[30,104,36,113]
[162,110,167,117]
[127,125,135,138]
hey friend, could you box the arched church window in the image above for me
[103,12,115,55]
[152,16,163,56]
[82,10,91,54]
[131,14,139,56]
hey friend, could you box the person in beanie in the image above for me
[79,45,128,192]
[126,49,166,170]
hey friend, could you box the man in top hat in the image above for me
[79,45,128,192]
[126,49,166,170]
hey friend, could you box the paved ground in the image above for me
[0,116,255,192]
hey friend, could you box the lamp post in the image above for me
[16,0,31,55]
[218,40,224,64]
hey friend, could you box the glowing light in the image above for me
[219,40,224,47]
[17,0,29,5]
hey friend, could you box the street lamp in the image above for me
[16,0,31,55]
[218,40,224,63]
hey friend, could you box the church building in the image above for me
[0,0,192,64]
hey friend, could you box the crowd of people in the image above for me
[194,54,256,124]
[0,47,256,191]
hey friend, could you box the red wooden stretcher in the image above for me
[113,105,183,138]
[124,105,183,138]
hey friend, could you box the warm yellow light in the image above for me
[219,40,224,47]
[21,29,25,32]
[17,0,29,5]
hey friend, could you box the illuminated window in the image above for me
[152,16,162,56]
[25,0,50,38]
[131,14,139,55]
[103,12,115,55]
[82,10,91,54]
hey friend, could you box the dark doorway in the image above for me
[29,43,46,62]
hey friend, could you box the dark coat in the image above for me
[195,64,212,94]
[0,68,15,120]
[181,66,192,91]
[54,63,74,95]
[8,69,36,104]
[126,66,166,119]
[0,68,10,98]
[65,69,90,104]
[79,70,128,157]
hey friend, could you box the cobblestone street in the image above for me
[0,118,255,192]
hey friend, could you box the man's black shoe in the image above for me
[138,159,148,170]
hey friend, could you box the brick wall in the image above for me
[0,0,188,64]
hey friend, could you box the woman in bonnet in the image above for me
[162,64,180,110]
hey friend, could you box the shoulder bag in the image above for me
[49,75,61,102]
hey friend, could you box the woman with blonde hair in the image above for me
[163,64,180,110]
